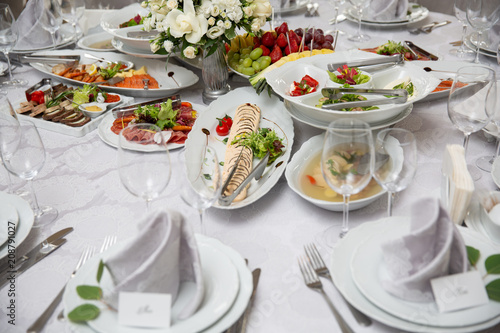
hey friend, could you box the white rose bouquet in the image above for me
[141,0,272,59]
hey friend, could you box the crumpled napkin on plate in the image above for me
[380,197,469,302]
[104,209,204,320]
[13,0,58,51]
[367,0,408,22]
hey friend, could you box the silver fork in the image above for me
[305,243,373,327]
[27,246,95,333]
[298,256,354,333]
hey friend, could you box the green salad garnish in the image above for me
[231,128,285,165]
[134,99,179,130]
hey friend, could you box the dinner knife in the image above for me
[327,54,403,72]
[238,268,261,333]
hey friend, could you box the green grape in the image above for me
[252,61,261,71]
[250,47,263,60]
[241,67,256,75]
[242,57,253,67]
[240,47,252,55]
[232,52,240,61]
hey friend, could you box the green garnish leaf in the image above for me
[203,173,212,180]
[486,279,500,302]
[96,260,104,283]
[485,254,500,274]
[76,285,103,300]
[467,246,480,267]
[231,128,285,165]
[68,304,100,322]
[222,138,229,145]
[219,161,224,166]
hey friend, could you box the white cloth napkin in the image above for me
[13,0,56,50]
[367,0,408,22]
[380,197,469,302]
[104,209,204,320]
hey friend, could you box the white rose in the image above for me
[151,42,161,53]
[163,40,174,52]
[251,18,261,32]
[151,4,160,13]
[153,12,166,22]
[252,0,272,18]
[183,46,197,58]
[155,20,166,32]
[211,5,220,17]
[141,1,148,8]
[217,20,224,28]
[207,26,224,39]
[165,0,209,43]
[224,20,231,29]
[208,17,216,25]
[199,0,213,17]
[166,0,178,10]
[143,17,154,31]
[243,6,253,17]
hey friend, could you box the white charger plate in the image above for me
[330,217,500,332]
[0,192,34,260]
[345,2,428,27]
[77,32,114,52]
[64,236,240,333]
[28,50,199,98]
[184,86,295,210]
[464,197,500,247]
[97,102,205,151]
[0,202,19,248]
[12,24,75,54]
[350,218,500,327]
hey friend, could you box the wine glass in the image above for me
[118,123,171,211]
[321,118,374,242]
[0,95,20,193]
[373,128,417,217]
[40,0,63,49]
[329,0,346,35]
[450,0,475,58]
[59,0,85,40]
[347,0,370,42]
[448,65,496,178]
[271,0,283,29]
[0,121,58,227]
[179,145,222,235]
[0,4,27,88]
[466,0,500,64]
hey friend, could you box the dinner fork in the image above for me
[298,256,354,333]
[304,243,373,327]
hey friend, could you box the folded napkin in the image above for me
[367,0,408,22]
[13,0,58,50]
[380,197,469,302]
[104,209,204,320]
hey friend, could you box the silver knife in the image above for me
[327,54,403,72]
[238,268,261,333]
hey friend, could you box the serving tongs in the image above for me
[218,150,270,206]
[404,41,439,61]
[327,54,403,72]
[320,87,408,110]
[20,54,80,66]
[111,94,181,118]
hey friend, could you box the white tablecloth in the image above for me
[1,3,500,332]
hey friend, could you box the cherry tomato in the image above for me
[216,119,230,136]
[30,90,45,104]
[222,114,232,128]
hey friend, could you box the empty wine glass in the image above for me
[466,0,500,63]
[329,0,346,34]
[450,0,475,58]
[118,124,171,211]
[0,95,20,193]
[347,0,370,42]
[271,0,283,29]
[0,4,27,88]
[179,145,222,235]
[59,0,85,40]
[321,118,374,242]
[0,121,58,227]
[373,128,417,217]
[448,65,496,178]
[40,0,63,49]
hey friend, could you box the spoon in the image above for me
[423,67,475,75]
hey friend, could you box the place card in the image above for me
[118,292,171,328]
[430,271,489,313]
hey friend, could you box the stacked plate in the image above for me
[344,2,429,27]
[64,234,253,333]
[330,217,500,332]
[0,192,35,260]
[465,32,500,59]
[465,196,500,247]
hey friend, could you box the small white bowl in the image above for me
[285,134,386,211]
[79,102,108,118]
[479,191,500,242]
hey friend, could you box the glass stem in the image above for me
[495,136,500,158]
[5,52,13,82]
[146,199,151,212]
[340,194,350,238]
[50,32,56,49]
[474,31,482,63]
[463,133,470,154]
[334,6,339,32]
[357,8,362,36]
[459,23,467,53]
[387,191,395,217]
[199,208,206,235]
[27,179,42,217]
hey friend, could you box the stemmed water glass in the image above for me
[0,95,20,193]
[450,0,475,58]
[179,145,222,235]
[347,0,370,42]
[118,124,171,211]
[329,0,345,34]
[0,121,58,227]
[321,118,374,243]
[373,128,417,217]
[0,4,27,88]
[448,65,496,178]
[59,0,85,40]
[466,0,500,64]
[271,0,284,29]
[40,0,63,49]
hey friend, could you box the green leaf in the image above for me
[203,173,212,180]
[68,304,100,322]
[486,279,500,302]
[222,138,229,145]
[97,260,104,283]
[485,254,500,274]
[76,285,102,300]
[467,246,480,267]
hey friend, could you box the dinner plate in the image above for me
[184,86,295,210]
[12,24,75,54]
[275,0,309,14]
[97,102,205,151]
[345,3,428,27]
[0,202,19,248]
[64,236,240,333]
[111,38,168,59]
[350,218,500,327]
[77,32,114,52]
[464,197,500,247]
[28,50,199,98]
[464,36,497,59]
[0,192,34,260]
[330,217,500,332]
[467,29,500,56]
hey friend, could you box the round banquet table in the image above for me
[1,2,500,333]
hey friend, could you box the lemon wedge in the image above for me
[86,64,97,76]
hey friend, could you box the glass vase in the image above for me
[202,46,230,104]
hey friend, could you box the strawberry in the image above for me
[270,44,282,63]
[284,38,299,55]
[253,36,261,48]
[259,44,270,56]
[289,30,300,44]
[224,43,230,53]
[276,22,289,35]
[276,33,287,48]
[261,31,275,48]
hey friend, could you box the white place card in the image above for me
[431,271,489,313]
[118,292,171,328]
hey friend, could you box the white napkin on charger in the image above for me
[380,197,469,302]
[13,0,58,50]
[104,209,204,320]
[367,0,408,22]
